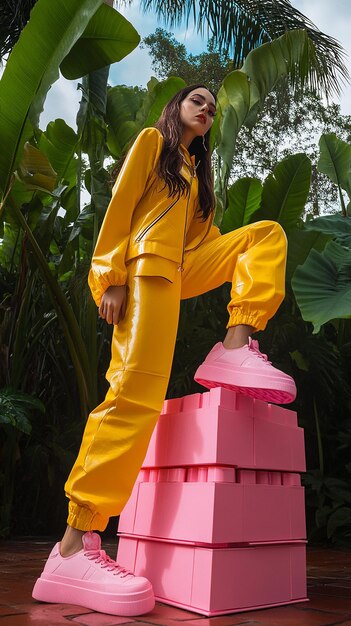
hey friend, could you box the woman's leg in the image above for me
[182,220,287,330]
[33,262,182,615]
[181,220,296,403]
[64,262,181,536]
[223,325,253,348]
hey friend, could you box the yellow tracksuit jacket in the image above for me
[88,127,220,305]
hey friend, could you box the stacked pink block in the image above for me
[117,387,308,616]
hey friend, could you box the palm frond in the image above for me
[139,0,349,96]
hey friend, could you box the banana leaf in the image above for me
[38,119,78,185]
[292,240,351,333]
[216,29,312,180]
[304,214,351,247]
[286,227,332,283]
[251,153,311,233]
[241,29,312,101]
[60,3,140,80]
[318,133,351,212]
[38,119,79,221]
[106,86,143,158]
[137,76,187,128]
[216,72,254,178]
[15,143,57,193]
[0,0,103,200]
[221,177,262,233]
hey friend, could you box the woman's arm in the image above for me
[88,127,163,308]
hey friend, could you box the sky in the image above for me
[39,0,351,130]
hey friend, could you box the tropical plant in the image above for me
[292,133,351,332]
[0,387,45,536]
[0,0,140,202]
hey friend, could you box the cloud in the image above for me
[109,43,154,88]
[40,76,80,130]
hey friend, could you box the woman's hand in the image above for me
[99,285,127,325]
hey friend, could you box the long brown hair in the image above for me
[154,84,216,220]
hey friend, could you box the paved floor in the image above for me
[1,540,350,625]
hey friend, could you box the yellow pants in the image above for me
[65,221,286,531]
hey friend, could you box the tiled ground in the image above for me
[1,540,351,626]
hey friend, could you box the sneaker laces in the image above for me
[84,549,134,578]
[248,338,272,364]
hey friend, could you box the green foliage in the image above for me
[231,94,351,215]
[220,153,311,234]
[303,471,351,545]
[214,29,315,216]
[318,134,351,194]
[0,385,45,536]
[218,30,311,166]
[318,133,351,214]
[0,387,44,434]
[37,119,78,193]
[106,85,145,158]
[253,153,311,231]
[291,135,351,333]
[285,227,331,284]
[16,143,58,193]
[106,77,187,159]
[304,214,351,246]
[60,4,140,80]
[137,76,187,128]
[292,240,351,333]
[215,70,254,183]
[221,178,262,233]
[0,0,103,199]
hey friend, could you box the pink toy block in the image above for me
[161,388,297,425]
[143,388,305,472]
[117,388,307,615]
[117,536,307,616]
[118,478,306,544]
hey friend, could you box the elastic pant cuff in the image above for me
[67,501,109,532]
[227,309,267,332]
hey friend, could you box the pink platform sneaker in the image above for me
[194,338,296,404]
[32,531,155,616]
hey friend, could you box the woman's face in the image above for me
[179,88,216,139]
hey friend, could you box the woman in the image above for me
[33,84,296,616]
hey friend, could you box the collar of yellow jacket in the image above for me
[180,143,196,166]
